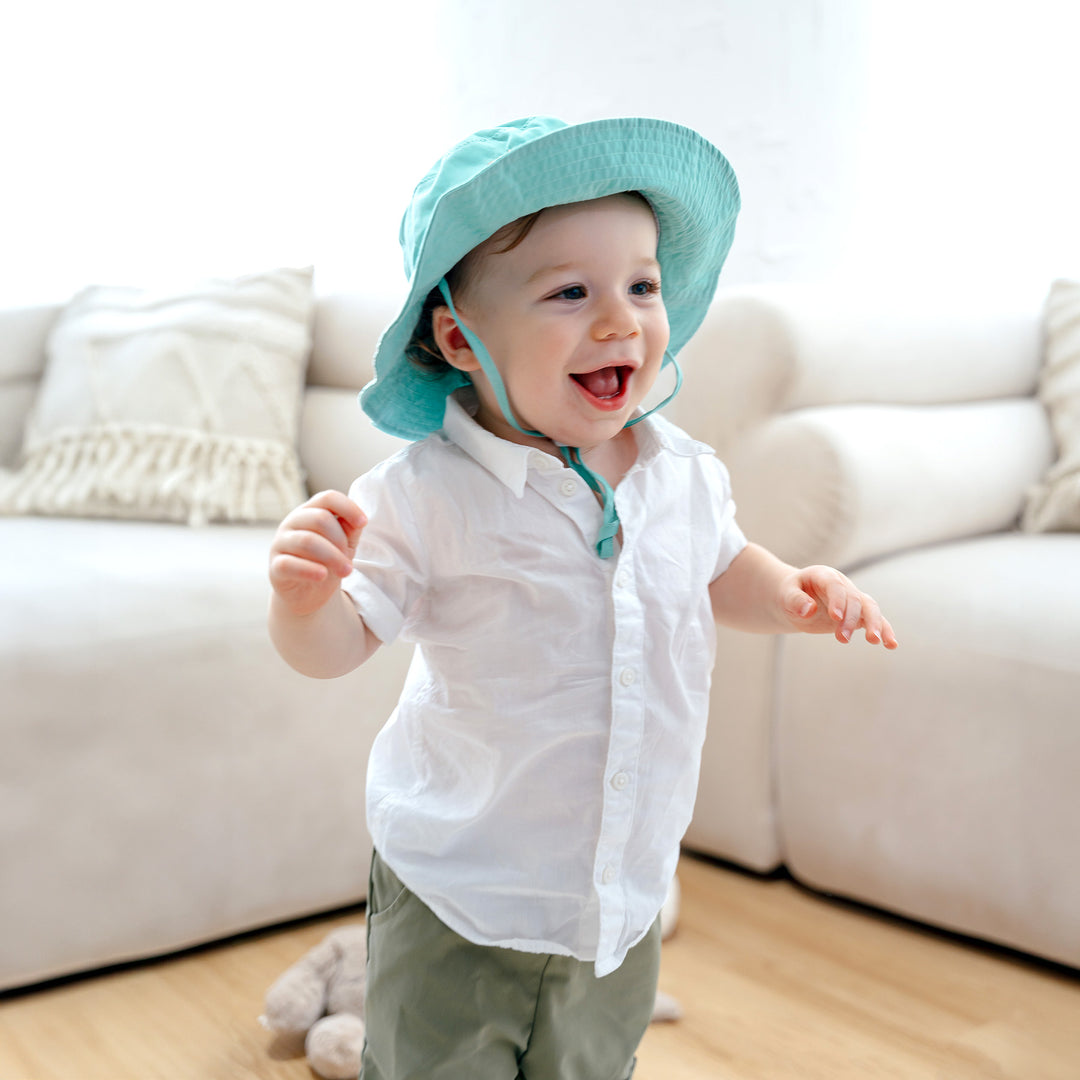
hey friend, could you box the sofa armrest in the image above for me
[730,399,1054,569]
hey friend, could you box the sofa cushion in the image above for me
[777,532,1080,968]
[0,516,414,990]
[1023,279,1080,531]
[0,267,314,526]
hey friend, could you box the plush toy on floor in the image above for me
[261,876,683,1080]
[260,924,369,1080]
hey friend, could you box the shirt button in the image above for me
[619,667,637,687]
[601,865,617,885]
[611,771,630,791]
[615,569,629,588]
[560,479,578,497]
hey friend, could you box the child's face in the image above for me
[438,194,670,453]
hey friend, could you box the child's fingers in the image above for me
[337,520,367,563]
[822,574,886,645]
[836,592,862,643]
[861,597,885,644]
[809,572,860,642]
[300,492,367,554]
[794,566,897,648]
[853,597,900,648]
[285,504,366,566]
[288,507,352,553]
[781,583,816,620]
[270,552,330,585]
[277,526,356,578]
[308,490,366,538]
[340,515,367,551]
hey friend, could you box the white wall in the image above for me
[2,1,1075,307]
[843,1,1080,307]
[1,0,453,306]
[436,0,1079,305]
[435,0,873,288]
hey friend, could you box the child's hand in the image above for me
[269,490,367,618]
[779,565,898,648]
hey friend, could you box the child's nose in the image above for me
[591,294,640,340]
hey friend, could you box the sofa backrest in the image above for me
[0,284,1050,507]
[670,283,1044,461]
[301,294,409,495]
[677,284,1051,569]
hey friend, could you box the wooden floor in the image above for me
[1,853,1078,1079]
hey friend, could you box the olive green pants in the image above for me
[360,851,661,1080]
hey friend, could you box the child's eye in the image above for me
[553,285,587,301]
[630,279,661,296]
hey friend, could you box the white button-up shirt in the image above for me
[344,394,746,975]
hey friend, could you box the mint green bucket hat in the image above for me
[360,115,740,442]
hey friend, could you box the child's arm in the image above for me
[268,490,383,678]
[709,542,898,647]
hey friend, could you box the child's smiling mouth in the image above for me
[570,365,633,409]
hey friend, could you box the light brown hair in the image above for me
[406,211,543,373]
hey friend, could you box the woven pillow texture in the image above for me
[0,266,314,526]
[1023,278,1080,532]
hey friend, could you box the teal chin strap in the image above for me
[437,277,682,558]
[559,446,620,558]
[438,279,544,439]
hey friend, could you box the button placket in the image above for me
[595,541,646,962]
[529,465,609,554]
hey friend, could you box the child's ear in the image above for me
[432,306,479,372]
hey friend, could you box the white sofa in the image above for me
[0,294,411,992]
[2,283,1077,992]
[678,284,1079,972]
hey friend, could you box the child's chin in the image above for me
[561,419,631,451]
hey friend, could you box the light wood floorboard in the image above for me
[1,853,1077,1079]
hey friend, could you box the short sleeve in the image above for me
[341,456,429,646]
[705,454,748,581]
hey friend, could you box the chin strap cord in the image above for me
[437,277,683,559]
[437,279,544,439]
[559,446,620,559]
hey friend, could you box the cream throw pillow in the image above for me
[1023,279,1080,532]
[0,266,314,526]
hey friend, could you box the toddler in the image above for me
[269,116,897,1080]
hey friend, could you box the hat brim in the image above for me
[362,117,740,441]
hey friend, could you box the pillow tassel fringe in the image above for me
[0,425,306,526]
[1023,462,1080,532]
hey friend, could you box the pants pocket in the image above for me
[368,850,413,926]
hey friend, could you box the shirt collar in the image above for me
[440,390,713,496]
[628,410,715,471]
[441,392,542,496]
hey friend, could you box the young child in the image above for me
[269,116,897,1080]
